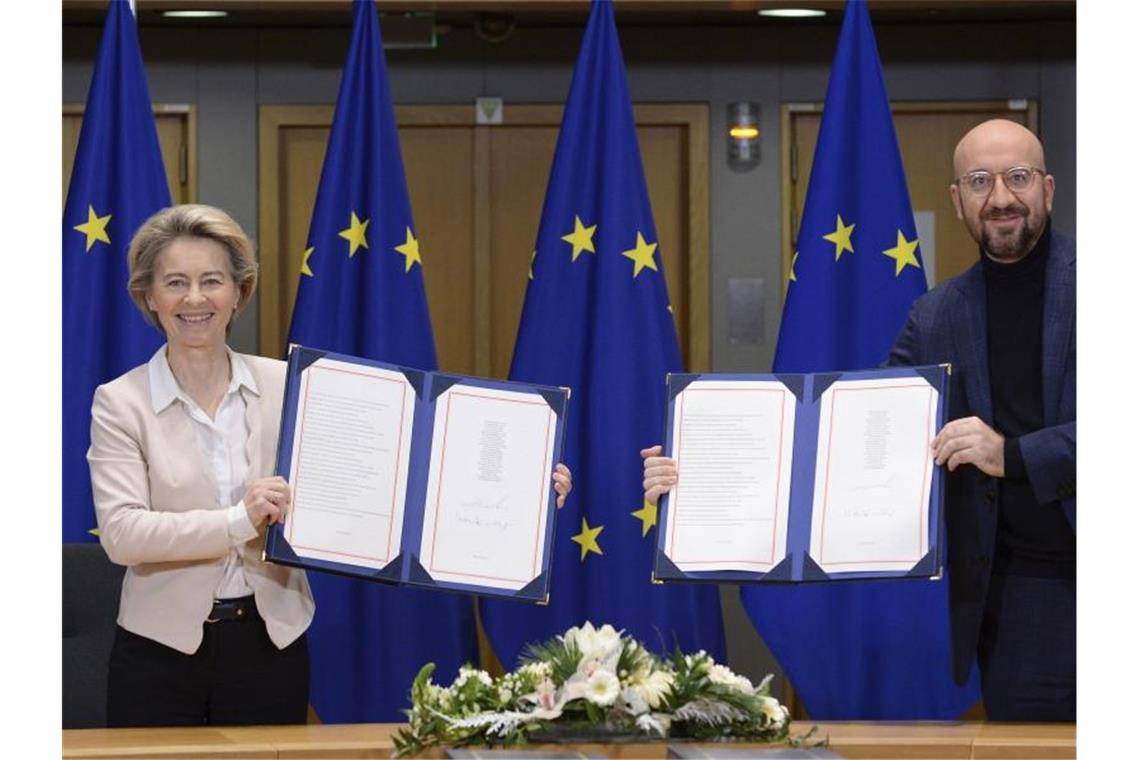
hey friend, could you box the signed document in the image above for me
[662,379,795,573]
[654,366,947,584]
[267,346,568,602]
[808,376,937,574]
[419,385,558,591]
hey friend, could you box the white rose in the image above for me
[584,670,621,706]
[758,695,788,725]
[708,663,753,694]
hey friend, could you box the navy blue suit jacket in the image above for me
[888,229,1076,684]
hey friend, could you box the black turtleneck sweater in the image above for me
[982,221,1076,578]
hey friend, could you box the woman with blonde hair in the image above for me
[90,204,572,726]
[89,204,314,726]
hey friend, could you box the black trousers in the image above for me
[107,600,309,727]
[977,573,1076,721]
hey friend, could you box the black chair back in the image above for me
[62,542,125,728]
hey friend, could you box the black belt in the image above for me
[206,596,257,623]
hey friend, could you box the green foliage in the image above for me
[521,636,580,685]
[392,623,805,758]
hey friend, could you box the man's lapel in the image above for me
[952,263,993,424]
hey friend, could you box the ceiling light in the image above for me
[161,10,229,19]
[758,9,827,19]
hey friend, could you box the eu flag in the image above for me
[479,0,726,668]
[285,0,476,722]
[63,0,170,543]
[739,0,980,718]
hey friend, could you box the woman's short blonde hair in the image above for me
[127,204,259,332]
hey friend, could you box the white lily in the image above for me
[520,678,567,720]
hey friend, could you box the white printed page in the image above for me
[808,377,937,574]
[285,358,415,569]
[419,385,557,591]
[663,380,795,572]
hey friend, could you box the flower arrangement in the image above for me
[393,622,796,757]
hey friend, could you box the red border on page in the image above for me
[427,390,553,585]
[287,365,407,564]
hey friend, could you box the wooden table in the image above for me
[62,721,1075,759]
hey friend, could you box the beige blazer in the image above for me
[88,352,314,655]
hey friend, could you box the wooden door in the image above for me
[783,101,1038,289]
[258,104,709,376]
[63,105,198,206]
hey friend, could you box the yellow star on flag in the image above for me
[570,517,604,562]
[561,215,597,262]
[622,232,659,277]
[74,205,112,252]
[823,214,855,261]
[789,250,799,282]
[300,247,315,277]
[339,211,370,257]
[631,499,658,538]
[882,230,922,276]
[529,250,536,280]
[394,227,422,272]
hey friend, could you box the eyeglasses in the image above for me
[955,166,1045,197]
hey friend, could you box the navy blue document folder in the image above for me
[265,346,569,603]
[654,365,948,584]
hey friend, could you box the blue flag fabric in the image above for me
[63,0,171,543]
[479,0,726,669]
[286,0,476,723]
[739,0,980,719]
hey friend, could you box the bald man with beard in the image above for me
[641,118,1076,720]
[887,119,1075,720]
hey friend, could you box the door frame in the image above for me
[779,99,1039,296]
[64,103,198,205]
[257,103,710,371]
